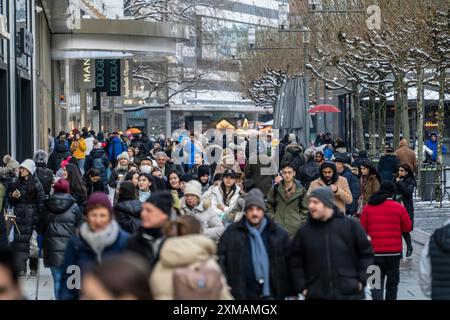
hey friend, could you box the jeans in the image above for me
[77,158,86,174]
[50,266,65,300]
[371,255,401,300]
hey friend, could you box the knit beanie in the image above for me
[183,180,203,200]
[3,155,20,171]
[309,187,335,209]
[244,188,266,211]
[117,152,130,161]
[86,192,114,217]
[146,191,174,216]
[197,165,210,177]
[20,159,36,176]
[53,178,70,194]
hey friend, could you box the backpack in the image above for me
[173,261,223,300]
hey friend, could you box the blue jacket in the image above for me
[425,139,447,161]
[108,136,127,161]
[378,154,399,182]
[340,167,360,216]
[59,229,129,300]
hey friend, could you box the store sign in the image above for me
[18,28,33,56]
[95,59,121,96]
[107,59,121,96]
[0,15,10,40]
[80,59,95,89]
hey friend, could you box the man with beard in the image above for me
[308,162,353,215]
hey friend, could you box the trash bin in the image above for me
[420,166,437,201]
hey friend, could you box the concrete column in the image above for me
[80,88,87,127]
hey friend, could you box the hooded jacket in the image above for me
[395,174,416,228]
[290,209,374,300]
[48,143,71,173]
[151,234,233,300]
[70,138,87,159]
[84,148,109,183]
[308,163,353,214]
[39,193,82,267]
[425,135,447,162]
[396,140,418,171]
[108,136,128,162]
[378,153,399,182]
[114,199,142,234]
[281,144,305,173]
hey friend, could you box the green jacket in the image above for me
[266,180,309,237]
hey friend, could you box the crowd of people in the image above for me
[0,127,449,300]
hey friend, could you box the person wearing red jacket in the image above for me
[360,180,412,300]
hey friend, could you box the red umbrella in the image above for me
[307,104,341,114]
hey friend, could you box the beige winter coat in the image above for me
[308,176,353,214]
[150,234,233,300]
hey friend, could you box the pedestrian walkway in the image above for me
[20,259,54,300]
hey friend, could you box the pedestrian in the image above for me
[127,147,137,165]
[297,148,320,190]
[308,162,353,215]
[108,132,128,169]
[37,178,82,299]
[84,140,109,187]
[360,181,412,300]
[62,163,87,212]
[197,165,211,194]
[314,150,325,165]
[358,160,381,213]
[167,171,183,199]
[395,164,416,257]
[81,253,152,300]
[48,138,71,174]
[180,180,224,241]
[290,187,374,300]
[126,191,174,269]
[209,169,241,225]
[180,173,194,193]
[138,173,153,203]
[59,192,129,300]
[155,151,184,179]
[425,132,447,164]
[9,160,45,276]
[70,132,87,174]
[396,139,418,172]
[352,150,370,168]
[334,155,360,216]
[124,171,139,188]
[333,139,353,164]
[281,135,305,176]
[151,217,232,300]
[218,188,292,300]
[108,152,130,190]
[0,167,16,248]
[139,156,156,174]
[267,163,309,237]
[83,169,108,196]
[419,219,450,299]
[214,148,242,177]
[33,150,54,197]
[115,181,142,234]
[48,128,55,155]
[0,248,25,300]
[244,148,277,197]
[378,146,399,182]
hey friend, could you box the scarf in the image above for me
[139,190,151,202]
[245,218,270,298]
[80,220,120,263]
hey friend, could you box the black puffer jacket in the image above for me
[395,174,416,229]
[115,199,142,234]
[290,209,374,300]
[108,167,129,189]
[48,143,71,173]
[218,216,293,300]
[9,175,45,259]
[35,164,54,197]
[39,193,82,268]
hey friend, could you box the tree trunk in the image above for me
[416,67,425,197]
[352,82,365,150]
[401,83,410,144]
[369,90,377,156]
[378,83,387,152]
[436,68,446,203]
[393,81,402,149]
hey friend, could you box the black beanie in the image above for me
[379,180,396,197]
[197,165,210,177]
[309,187,335,209]
[146,191,173,216]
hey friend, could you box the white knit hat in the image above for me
[183,180,203,199]
[117,151,130,161]
[20,159,36,176]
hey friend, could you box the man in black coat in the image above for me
[33,150,54,197]
[218,188,292,300]
[334,155,360,216]
[48,142,71,174]
[290,187,374,300]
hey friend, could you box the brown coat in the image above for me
[360,174,380,206]
[396,144,417,172]
[308,176,353,214]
